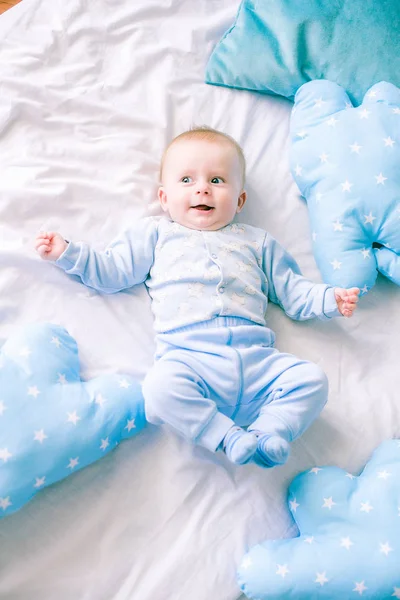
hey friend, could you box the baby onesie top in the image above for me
[55,216,339,333]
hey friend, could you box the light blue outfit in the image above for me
[56,217,340,455]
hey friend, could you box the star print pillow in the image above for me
[290,79,400,293]
[0,323,146,517]
[238,439,400,599]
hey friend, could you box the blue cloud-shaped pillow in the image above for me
[238,439,400,599]
[290,80,400,293]
[0,323,146,517]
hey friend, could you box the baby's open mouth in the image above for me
[192,205,214,211]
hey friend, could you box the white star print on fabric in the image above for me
[359,108,370,119]
[297,130,307,138]
[119,379,131,389]
[289,498,300,512]
[340,537,354,550]
[67,411,81,425]
[361,249,370,259]
[315,572,329,586]
[322,497,336,510]
[346,473,356,480]
[51,336,61,348]
[94,393,107,407]
[364,212,376,225]
[331,259,342,270]
[100,438,110,451]
[0,448,12,463]
[58,373,67,384]
[276,564,290,578]
[350,142,362,153]
[28,386,40,398]
[125,419,136,432]
[0,497,12,511]
[295,164,303,176]
[353,581,368,595]
[326,116,338,126]
[378,470,392,480]
[304,536,314,544]
[314,97,326,109]
[333,220,343,231]
[360,501,374,513]
[310,467,322,475]
[380,542,393,556]
[375,173,387,185]
[67,457,79,469]
[34,477,46,488]
[341,180,353,192]
[384,136,395,147]
[320,152,329,163]
[0,401,6,416]
[392,587,400,598]
[33,429,48,444]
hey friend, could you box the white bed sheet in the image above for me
[0,1,399,599]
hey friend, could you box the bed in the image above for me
[0,0,399,599]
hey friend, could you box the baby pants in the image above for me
[142,317,328,452]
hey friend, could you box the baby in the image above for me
[35,127,359,468]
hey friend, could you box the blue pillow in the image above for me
[205,0,400,105]
[0,323,146,517]
[290,79,400,293]
[238,439,400,599]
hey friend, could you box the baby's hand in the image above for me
[35,232,68,261]
[334,287,360,318]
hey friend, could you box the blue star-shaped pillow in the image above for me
[290,80,400,294]
[238,440,400,599]
[0,323,146,517]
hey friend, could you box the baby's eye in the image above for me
[211,177,224,184]
[181,176,192,183]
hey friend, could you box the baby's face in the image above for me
[158,138,246,231]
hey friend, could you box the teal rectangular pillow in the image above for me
[205,0,400,105]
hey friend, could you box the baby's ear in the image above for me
[236,190,247,213]
[158,187,168,212]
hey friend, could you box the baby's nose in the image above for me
[196,183,210,194]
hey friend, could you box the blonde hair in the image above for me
[160,126,246,186]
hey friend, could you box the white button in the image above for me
[212,254,217,259]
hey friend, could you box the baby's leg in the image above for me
[143,357,257,464]
[248,358,328,468]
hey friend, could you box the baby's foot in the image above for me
[252,433,290,468]
[222,426,258,465]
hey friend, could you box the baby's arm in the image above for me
[35,218,159,293]
[262,233,359,320]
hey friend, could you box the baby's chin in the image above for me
[172,212,234,231]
